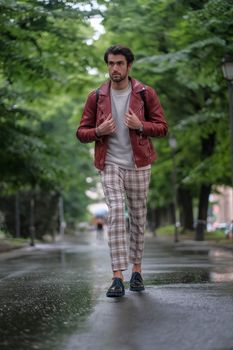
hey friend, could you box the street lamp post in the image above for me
[221,55,233,187]
[169,135,179,243]
[59,196,66,241]
[29,197,35,247]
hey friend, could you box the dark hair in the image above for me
[104,45,134,65]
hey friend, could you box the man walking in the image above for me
[76,45,168,297]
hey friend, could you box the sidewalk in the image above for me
[0,240,27,253]
[1,233,232,264]
[152,232,233,254]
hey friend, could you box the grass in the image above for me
[155,225,232,244]
[155,225,176,236]
[0,229,30,251]
[2,237,29,246]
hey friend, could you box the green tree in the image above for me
[95,0,233,239]
[0,0,101,237]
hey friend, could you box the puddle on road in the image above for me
[146,270,210,285]
[145,243,233,285]
[175,249,209,256]
[0,278,95,350]
[146,268,233,285]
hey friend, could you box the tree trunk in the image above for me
[195,184,211,241]
[147,206,157,235]
[195,132,216,241]
[178,187,194,231]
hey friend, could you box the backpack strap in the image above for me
[139,87,148,121]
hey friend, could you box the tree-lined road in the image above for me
[0,231,233,350]
[1,1,232,243]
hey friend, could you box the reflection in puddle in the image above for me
[209,248,233,260]
[147,267,233,285]
[175,249,209,256]
[210,271,233,282]
[146,270,210,285]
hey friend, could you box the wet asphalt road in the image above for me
[0,230,233,350]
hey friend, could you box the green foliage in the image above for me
[0,0,101,229]
[98,0,232,216]
[205,230,225,239]
[155,225,176,236]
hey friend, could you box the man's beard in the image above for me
[110,72,127,82]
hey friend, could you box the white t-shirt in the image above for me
[106,84,135,168]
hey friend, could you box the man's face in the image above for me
[107,54,131,83]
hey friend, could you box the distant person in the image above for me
[96,217,104,240]
[76,45,168,297]
[226,220,233,240]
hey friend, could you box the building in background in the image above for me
[209,186,233,231]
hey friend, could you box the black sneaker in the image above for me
[130,272,145,292]
[106,278,125,298]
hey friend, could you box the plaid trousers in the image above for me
[100,164,151,271]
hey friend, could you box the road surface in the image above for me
[0,230,232,350]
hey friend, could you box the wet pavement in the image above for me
[0,230,233,350]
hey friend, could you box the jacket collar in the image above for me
[99,77,145,96]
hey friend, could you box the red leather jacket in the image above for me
[76,78,168,170]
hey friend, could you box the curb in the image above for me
[150,236,233,254]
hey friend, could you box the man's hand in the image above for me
[96,113,116,136]
[125,108,143,130]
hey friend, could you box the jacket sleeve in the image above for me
[76,91,101,143]
[141,86,168,137]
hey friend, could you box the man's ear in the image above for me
[127,63,132,72]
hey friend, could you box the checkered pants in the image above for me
[100,164,151,271]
